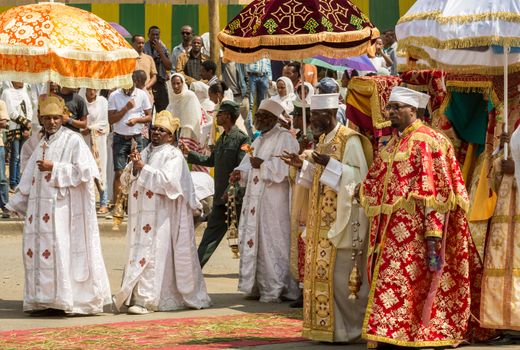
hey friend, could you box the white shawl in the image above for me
[271,77,296,114]
[167,73,203,142]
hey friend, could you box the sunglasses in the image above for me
[181,32,192,35]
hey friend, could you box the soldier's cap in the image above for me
[215,100,241,116]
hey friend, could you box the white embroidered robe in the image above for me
[235,125,300,302]
[7,127,112,314]
[113,144,211,311]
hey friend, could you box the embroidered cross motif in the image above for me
[28,215,33,224]
[26,249,33,258]
[253,176,259,185]
[44,173,51,182]
[42,249,51,259]
[40,142,49,160]
[143,224,152,233]
[264,18,278,34]
[133,191,138,199]
[42,213,50,223]
[251,207,256,216]
[139,258,146,267]
[303,18,319,33]
[146,190,154,199]
[247,239,254,248]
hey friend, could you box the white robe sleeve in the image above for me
[259,133,298,184]
[50,137,99,188]
[297,160,315,189]
[234,153,251,187]
[137,153,186,200]
[326,135,369,248]
[6,150,39,215]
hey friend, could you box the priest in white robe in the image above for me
[282,93,373,342]
[230,99,300,303]
[7,95,112,315]
[113,110,211,315]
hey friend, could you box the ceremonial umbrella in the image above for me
[218,0,379,133]
[396,0,520,158]
[303,55,376,72]
[0,2,138,89]
[109,22,131,39]
[218,0,379,63]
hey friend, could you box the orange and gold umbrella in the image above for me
[0,2,137,89]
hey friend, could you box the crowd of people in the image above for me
[1,23,518,349]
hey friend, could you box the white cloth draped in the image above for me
[113,144,210,311]
[84,96,109,189]
[167,73,203,142]
[271,77,296,114]
[190,81,215,114]
[7,127,111,314]
[1,85,33,130]
[235,125,300,302]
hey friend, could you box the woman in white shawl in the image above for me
[167,73,207,173]
[79,88,110,213]
[271,77,296,114]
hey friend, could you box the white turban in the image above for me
[258,99,285,117]
[388,86,430,109]
[310,93,339,110]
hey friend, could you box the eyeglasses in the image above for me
[385,104,407,111]
[181,32,192,36]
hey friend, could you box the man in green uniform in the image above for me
[181,100,250,268]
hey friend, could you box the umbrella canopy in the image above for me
[304,55,376,72]
[396,0,520,74]
[218,0,379,63]
[0,2,137,89]
[109,22,131,39]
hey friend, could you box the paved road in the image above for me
[0,223,519,349]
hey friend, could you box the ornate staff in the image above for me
[348,220,363,300]
[112,138,137,230]
[225,181,240,259]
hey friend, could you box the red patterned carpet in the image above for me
[0,311,304,349]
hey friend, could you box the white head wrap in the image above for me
[388,86,430,109]
[258,99,285,117]
[167,73,202,142]
[311,93,340,110]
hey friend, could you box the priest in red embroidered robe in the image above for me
[113,110,211,315]
[7,95,111,315]
[358,87,484,348]
[230,99,300,303]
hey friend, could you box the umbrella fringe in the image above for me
[0,45,138,61]
[218,28,378,48]
[222,44,376,64]
[399,10,520,26]
[400,35,520,51]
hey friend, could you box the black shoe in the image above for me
[1,208,9,219]
[289,295,303,308]
[487,335,520,345]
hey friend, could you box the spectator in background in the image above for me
[303,63,318,86]
[371,37,393,73]
[201,60,219,86]
[171,25,193,70]
[382,29,398,76]
[245,58,272,138]
[56,84,89,133]
[108,71,153,205]
[283,62,302,91]
[176,36,209,86]
[1,82,33,190]
[144,25,172,112]
[133,34,158,101]
[0,101,9,218]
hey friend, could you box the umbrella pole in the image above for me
[301,60,307,140]
[504,46,509,160]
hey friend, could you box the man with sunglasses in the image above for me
[171,25,193,72]
[356,86,484,348]
[114,110,211,315]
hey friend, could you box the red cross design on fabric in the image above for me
[28,215,33,224]
[253,176,259,185]
[146,190,154,199]
[44,173,52,182]
[26,249,33,258]
[133,191,138,199]
[251,207,256,216]
[247,239,254,248]
[42,213,50,223]
[42,249,51,259]
[139,258,146,267]
[143,224,152,233]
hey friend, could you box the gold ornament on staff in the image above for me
[225,181,240,259]
[113,139,137,230]
[348,220,363,299]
